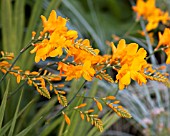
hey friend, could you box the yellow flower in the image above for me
[111,39,147,90]
[64,60,96,81]
[156,28,170,64]
[31,10,78,63]
[116,62,147,90]
[64,65,82,81]
[133,0,170,31]
[68,39,103,65]
[146,10,170,31]
[40,10,67,36]
[110,39,126,64]
[164,48,170,64]
[156,28,170,49]
[82,60,96,81]
[57,62,68,75]
[110,39,147,66]
[132,0,156,19]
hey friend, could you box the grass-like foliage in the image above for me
[0,0,170,135]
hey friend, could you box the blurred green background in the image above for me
[0,0,170,135]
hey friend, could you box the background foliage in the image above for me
[0,0,170,135]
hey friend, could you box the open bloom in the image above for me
[30,10,78,63]
[64,60,96,81]
[40,10,67,36]
[110,39,147,90]
[156,28,170,64]
[132,0,156,20]
[116,58,147,90]
[157,28,170,49]
[132,0,170,31]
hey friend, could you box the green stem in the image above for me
[51,80,87,120]
[123,21,138,37]
[113,88,119,96]
[0,39,41,84]
[146,47,166,61]
[7,81,27,100]
[76,95,94,99]
[140,18,157,64]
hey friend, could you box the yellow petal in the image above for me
[40,15,47,27]
[136,48,147,59]
[126,43,138,55]
[120,72,131,85]
[48,10,57,23]
[49,47,63,57]
[35,55,40,63]
[166,56,170,64]
[83,72,92,81]
[30,46,38,54]
[117,39,126,50]
[84,60,91,68]
[119,82,125,90]
[110,42,117,54]
[66,30,78,39]
[36,46,49,57]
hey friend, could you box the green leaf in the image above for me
[76,80,99,136]
[31,97,57,123]
[14,96,39,134]
[13,0,25,50]
[58,120,65,136]
[8,89,24,136]
[0,79,10,129]
[15,117,42,136]
[44,0,62,17]
[63,94,84,136]
[62,0,105,53]
[1,0,12,52]
[0,99,35,135]
[22,0,44,70]
[23,0,44,45]
[39,117,63,136]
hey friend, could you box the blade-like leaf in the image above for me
[58,120,65,136]
[15,117,42,136]
[8,89,24,136]
[1,0,12,52]
[36,0,62,35]
[0,79,10,129]
[13,0,25,50]
[44,0,62,17]
[63,94,84,136]
[14,96,39,134]
[23,0,44,45]
[76,79,99,135]
[31,97,57,123]
[22,0,44,70]
[40,117,63,136]
[0,98,35,135]
[62,0,105,53]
